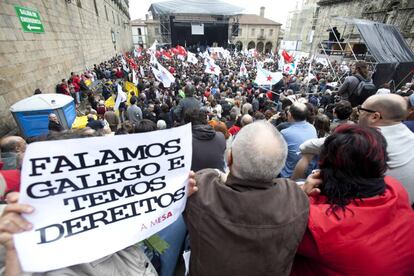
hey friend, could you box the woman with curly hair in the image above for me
[292,124,414,275]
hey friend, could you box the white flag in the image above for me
[140,66,145,78]
[239,62,248,77]
[152,63,175,88]
[307,60,315,79]
[255,66,283,85]
[148,40,158,53]
[114,84,127,111]
[187,51,198,64]
[150,53,158,66]
[132,69,138,85]
[204,59,221,76]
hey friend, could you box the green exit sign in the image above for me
[14,5,44,33]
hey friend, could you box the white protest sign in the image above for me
[15,124,192,272]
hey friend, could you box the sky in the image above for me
[129,0,300,27]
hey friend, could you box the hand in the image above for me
[0,192,34,251]
[187,171,198,197]
[302,170,323,196]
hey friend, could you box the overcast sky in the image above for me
[129,0,300,27]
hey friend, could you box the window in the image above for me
[112,10,115,24]
[117,15,120,25]
[155,27,159,35]
[138,28,142,35]
[93,0,99,16]
[105,5,108,20]
[260,29,264,36]
[251,28,255,36]
[269,29,273,36]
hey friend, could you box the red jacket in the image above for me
[292,176,414,275]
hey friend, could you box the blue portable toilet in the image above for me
[10,94,76,138]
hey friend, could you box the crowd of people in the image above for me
[0,44,414,275]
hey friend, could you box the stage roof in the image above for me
[149,0,244,16]
[334,17,414,64]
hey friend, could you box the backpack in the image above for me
[349,76,376,107]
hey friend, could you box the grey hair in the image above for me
[230,121,287,181]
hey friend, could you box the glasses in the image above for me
[357,105,382,118]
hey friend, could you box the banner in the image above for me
[14,124,193,272]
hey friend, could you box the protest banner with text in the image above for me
[14,124,192,272]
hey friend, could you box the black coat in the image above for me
[191,125,226,172]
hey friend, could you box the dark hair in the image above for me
[184,84,195,97]
[130,96,137,105]
[314,114,330,138]
[354,61,369,79]
[319,124,388,219]
[289,103,308,121]
[334,100,352,120]
[184,109,207,125]
[135,119,157,133]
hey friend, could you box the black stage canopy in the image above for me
[335,17,414,88]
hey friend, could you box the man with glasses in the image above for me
[298,94,414,205]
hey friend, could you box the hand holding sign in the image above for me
[14,124,192,272]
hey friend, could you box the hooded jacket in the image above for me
[191,124,226,172]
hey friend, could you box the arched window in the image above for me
[257,41,264,52]
[236,41,243,51]
[265,42,273,53]
[247,41,255,50]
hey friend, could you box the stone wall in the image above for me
[311,0,414,53]
[0,0,133,135]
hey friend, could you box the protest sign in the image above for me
[14,124,192,272]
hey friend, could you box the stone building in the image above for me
[285,0,414,55]
[138,6,281,53]
[131,18,148,48]
[0,0,132,135]
[232,7,282,53]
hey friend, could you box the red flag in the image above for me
[155,50,162,59]
[176,45,187,56]
[282,50,293,63]
[161,49,172,60]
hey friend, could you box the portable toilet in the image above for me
[10,94,76,138]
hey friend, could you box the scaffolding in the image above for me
[310,17,378,85]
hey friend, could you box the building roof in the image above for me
[130,19,146,26]
[237,14,281,26]
[149,0,244,16]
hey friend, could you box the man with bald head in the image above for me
[357,94,414,203]
[280,102,317,177]
[0,136,26,170]
[184,121,309,276]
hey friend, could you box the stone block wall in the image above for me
[0,0,133,135]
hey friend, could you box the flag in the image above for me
[283,63,297,75]
[140,66,145,78]
[307,60,314,79]
[161,49,172,60]
[148,40,158,53]
[187,51,198,64]
[255,66,283,85]
[132,69,138,85]
[239,62,248,77]
[204,59,221,76]
[150,53,158,66]
[282,50,293,63]
[114,84,127,111]
[152,63,175,87]
[176,45,187,56]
